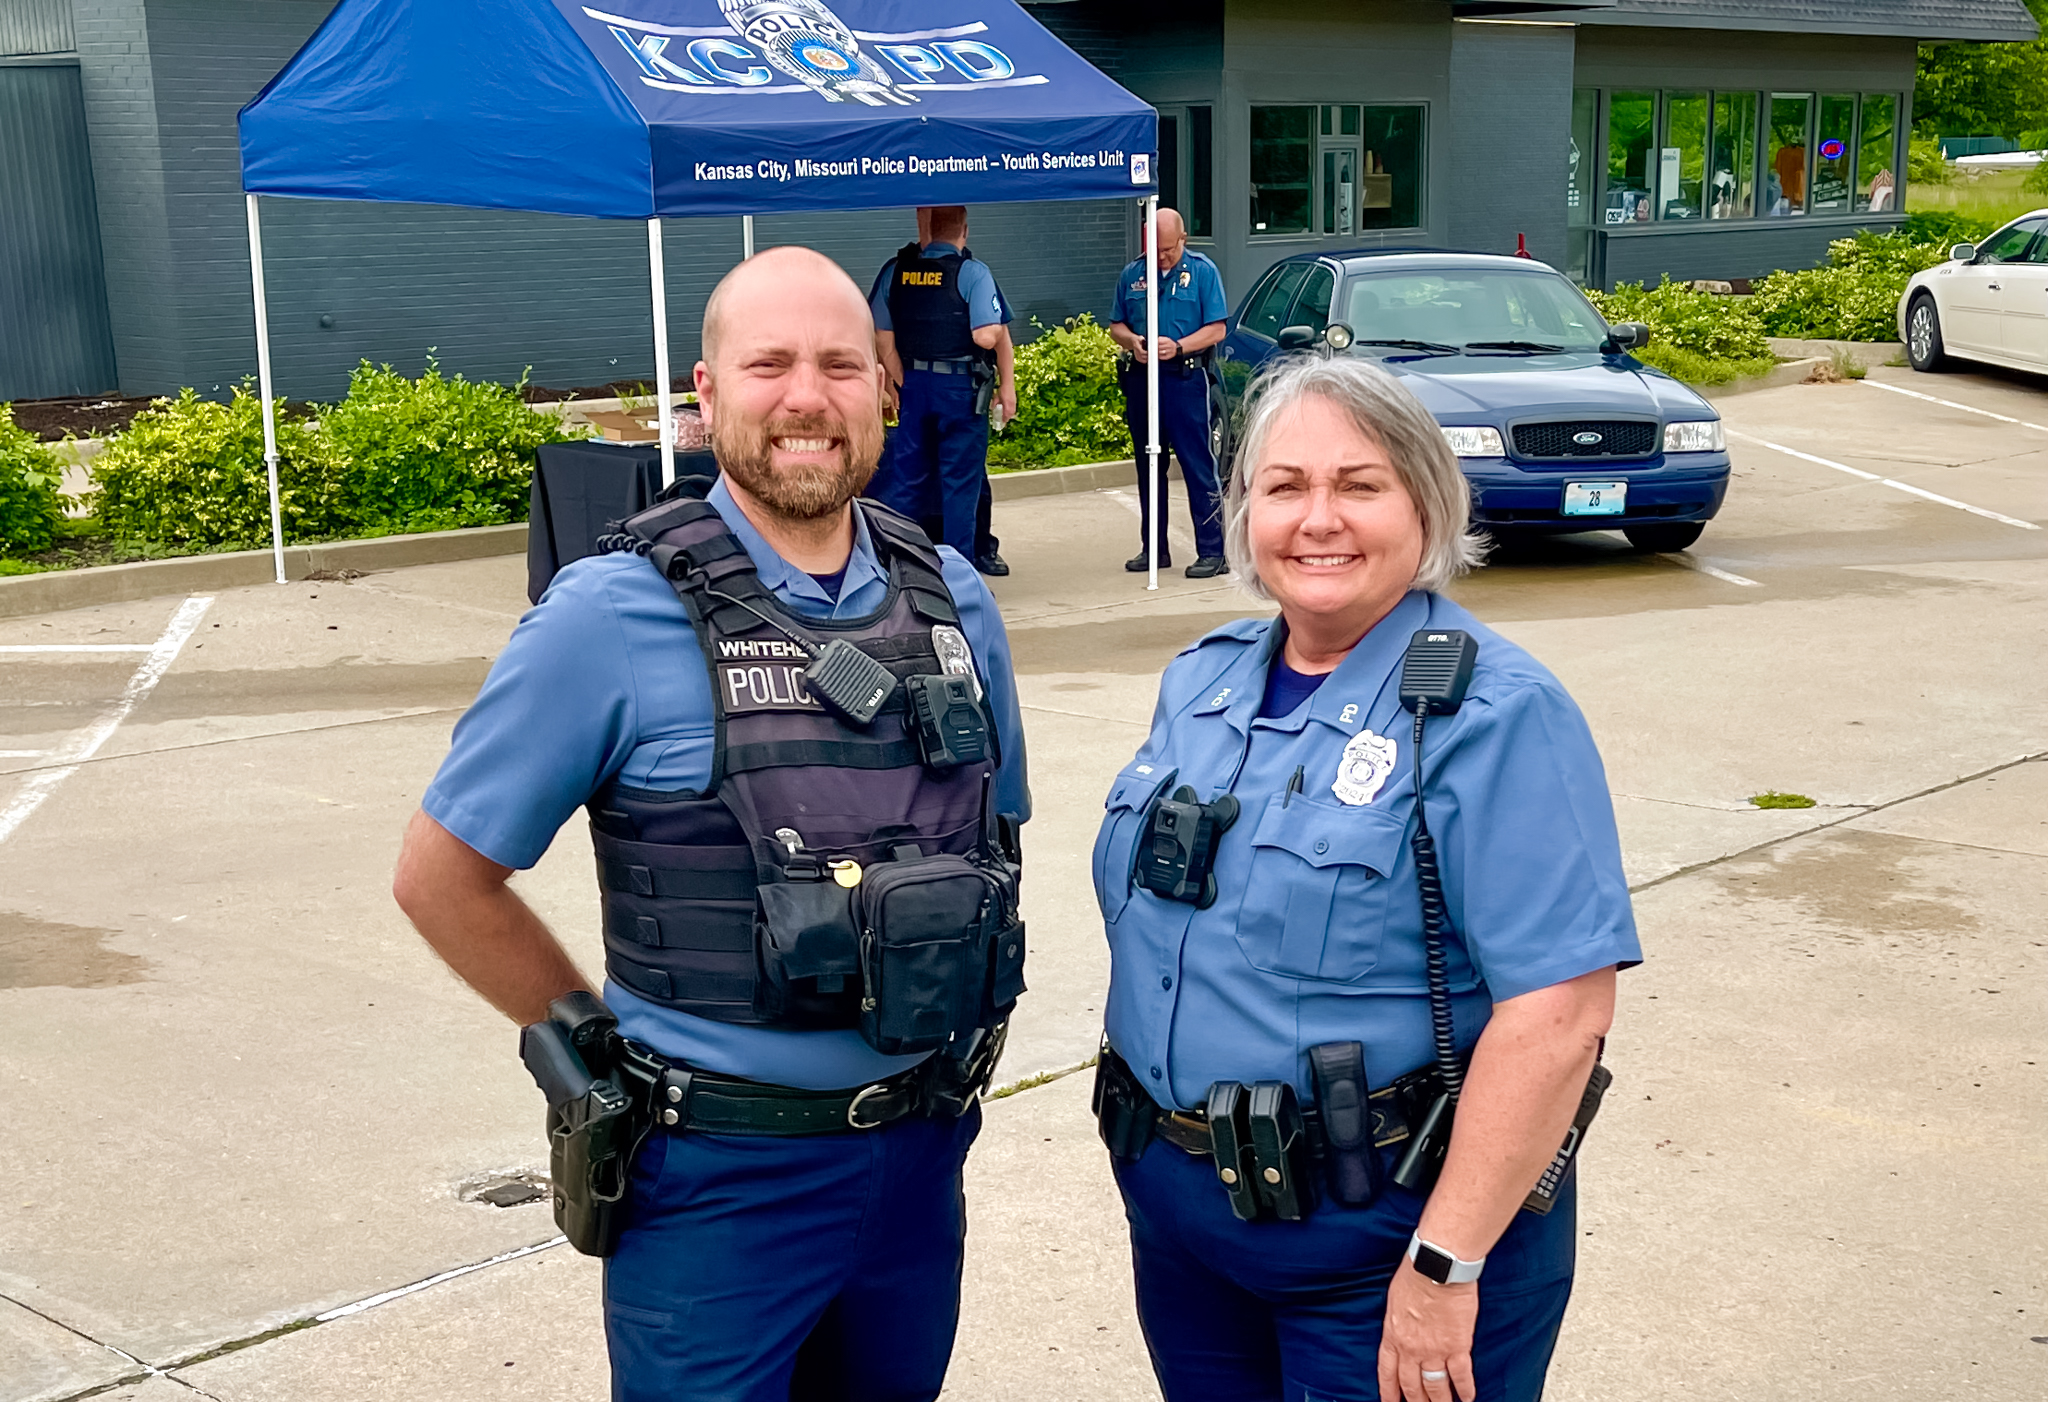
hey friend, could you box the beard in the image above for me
[712,409,883,521]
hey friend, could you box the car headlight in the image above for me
[1663,419,1725,452]
[1441,425,1505,457]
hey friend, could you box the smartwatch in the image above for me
[1407,1233,1486,1285]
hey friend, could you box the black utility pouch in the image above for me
[1205,1082,1265,1221]
[1247,1081,1317,1222]
[1092,1052,1157,1162]
[856,852,993,1055]
[1309,1041,1383,1209]
[759,874,862,998]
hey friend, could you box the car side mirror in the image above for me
[1950,242,1977,262]
[1276,324,1318,351]
[1602,321,1651,353]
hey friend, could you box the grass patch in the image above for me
[1633,344,1780,386]
[985,1054,1097,1101]
[1907,167,2042,231]
[1748,790,1817,809]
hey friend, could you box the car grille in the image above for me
[1511,420,1658,461]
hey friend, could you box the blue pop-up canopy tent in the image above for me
[237,0,1175,585]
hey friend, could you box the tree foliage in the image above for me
[0,404,68,555]
[1915,1,2048,137]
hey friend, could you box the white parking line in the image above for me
[1668,555,1761,587]
[0,596,214,845]
[0,643,158,653]
[1862,378,2048,433]
[1728,431,2040,530]
[0,751,46,758]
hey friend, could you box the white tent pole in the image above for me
[1144,194,1161,593]
[742,215,755,260]
[649,217,675,489]
[245,194,286,585]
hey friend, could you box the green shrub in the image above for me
[1897,210,1997,245]
[1587,277,1773,361]
[989,315,1132,469]
[1907,133,1954,186]
[0,404,67,555]
[1748,232,1952,341]
[90,386,351,549]
[320,359,579,535]
[1628,343,1777,386]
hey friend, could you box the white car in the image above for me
[1899,209,2048,374]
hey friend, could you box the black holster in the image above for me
[1091,1045,1157,1162]
[519,992,647,1258]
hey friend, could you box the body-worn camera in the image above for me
[906,672,990,770]
[1134,785,1239,908]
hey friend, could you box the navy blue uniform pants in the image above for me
[1119,362,1225,561]
[1113,1136,1576,1402]
[604,1106,980,1402]
[873,369,987,561]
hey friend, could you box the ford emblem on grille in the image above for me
[1572,431,1604,446]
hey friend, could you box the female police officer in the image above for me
[1090,353,1640,1402]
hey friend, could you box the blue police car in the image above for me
[1215,250,1730,553]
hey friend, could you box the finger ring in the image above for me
[1421,1370,1448,1382]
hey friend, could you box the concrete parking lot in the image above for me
[3,362,2043,1402]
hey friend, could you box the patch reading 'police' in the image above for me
[1331,729,1397,807]
[717,660,824,715]
[930,624,982,699]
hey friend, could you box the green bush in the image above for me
[320,360,574,534]
[1628,343,1777,386]
[1748,232,1952,341]
[1897,210,1997,245]
[988,315,1132,469]
[1907,133,1954,186]
[1588,276,1773,361]
[0,405,68,555]
[90,387,351,550]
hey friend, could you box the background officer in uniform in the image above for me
[1090,354,1637,1402]
[1108,206,1230,578]
[871,206,1014,576]
[868,205,1017,569]
[393,245,1029,1401]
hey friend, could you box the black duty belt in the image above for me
[617,1042,928,1136]
[1097,1046,1439,1159]
[907,357,979,374]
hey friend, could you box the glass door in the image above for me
[1322,144,1360,236]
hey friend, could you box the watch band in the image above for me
[1407,1233,1486,1285]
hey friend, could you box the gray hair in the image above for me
[1221,354,1484,597]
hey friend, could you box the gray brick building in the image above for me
[2,0,2038,402]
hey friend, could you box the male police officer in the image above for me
[393,246,1030,1401]
[1108,206,1230,578]
[869,206,1017,566]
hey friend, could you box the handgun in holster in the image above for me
[970,356,997,417]
[519,990,646,1258]
[1091,1046,1158,1163]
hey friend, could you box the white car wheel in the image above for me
[1907,295,1949,372]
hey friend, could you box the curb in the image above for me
[990,458,1136,500]
[0,523,527,621]
[1766,337,1902,364]
[1699,358,1827,400]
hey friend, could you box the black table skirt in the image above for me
[528,440,716,603]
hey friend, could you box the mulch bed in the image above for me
[10,395,163,443]
[520,377,694,405]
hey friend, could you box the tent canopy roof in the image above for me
[239,0,1158,219]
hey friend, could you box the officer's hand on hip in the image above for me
[1377,1265,1478,1402]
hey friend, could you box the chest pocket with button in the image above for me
[1093,760,1176,924]
[1232,793,1407,982]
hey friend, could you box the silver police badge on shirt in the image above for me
[1332,729,1397,806]
[930,624,981,699]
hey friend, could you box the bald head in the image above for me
[1149,206,1188,274]
[701,245,873,370]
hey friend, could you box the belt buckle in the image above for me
[847,1082,893,1130]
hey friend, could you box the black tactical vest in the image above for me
[886,241,977,362]
[589,480,1024,1054]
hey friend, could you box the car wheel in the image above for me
[1624,522,1706,553]
[1906,295,1949,373]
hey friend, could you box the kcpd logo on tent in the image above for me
[592,1,1043,106]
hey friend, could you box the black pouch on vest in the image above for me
[1134,787,1240,908]
[1092,1051,1156,1162]
[856,853,993,1054]
[905,672,991,771]
[978,855,1026,1013]
[759,875,862,997]
[1247,1081,1317,1222]
[1309,1041,1383,1209]
[1205,1081,1265,1221]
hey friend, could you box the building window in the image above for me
[1157,105,1216,238]
[1857,94,1899,212]
[1767,93,1812,216]
[1710,92,1759,219]
[1605,91,1654,224]
[1252,103,1425,237]
[1812,94,1857,213]
[1567,89,1599,282]
[1661,91,1708,220]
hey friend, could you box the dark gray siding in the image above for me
[0,0,74,56]
[1445,19,1575,265]
[0,60,118,398]
[62,0,1130,401]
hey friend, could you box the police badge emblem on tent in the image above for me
[589,2,1048,103]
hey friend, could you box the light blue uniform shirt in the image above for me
[1095,591,1639,1111]
[424,477,1030,1090]
[870,241,1008,335]
[1110,250,1229,343]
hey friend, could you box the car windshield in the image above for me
[1341,269,1609,353]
